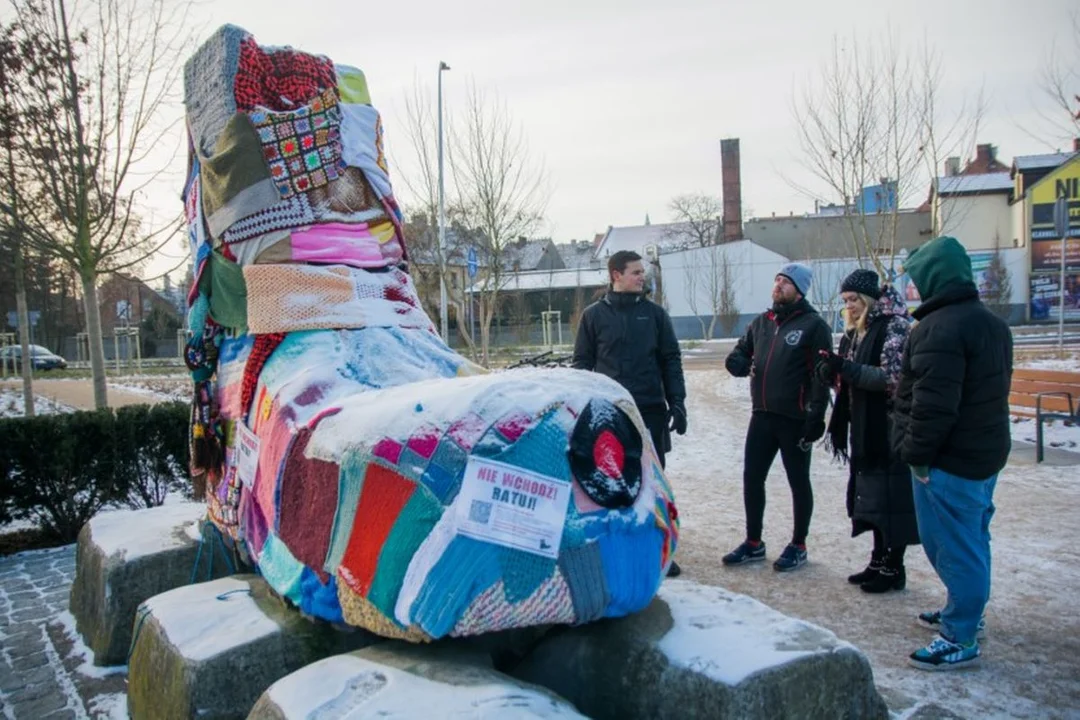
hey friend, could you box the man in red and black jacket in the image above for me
[722,262,832,572]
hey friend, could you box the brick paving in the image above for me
[0,545,122,720]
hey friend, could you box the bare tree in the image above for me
[397,79,480,358]
[681,245,740,340]
[0,21,39,415]
[982,232,1014,321]
[1034,10,1080,147]
[451,83,549,365]
[0,0,195,408]
[791,34,983,274]
[666,193,723,248]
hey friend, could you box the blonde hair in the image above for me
[843,293,877,333]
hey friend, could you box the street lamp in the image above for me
[438,60,451,343]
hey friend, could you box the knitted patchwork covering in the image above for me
[243,264,434,334]
[250,88,345,199]
[234,36,336,112]
[186,25,680,643]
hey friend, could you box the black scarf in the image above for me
[826,314,890,467]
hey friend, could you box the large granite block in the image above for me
[511,580,889,720]
[248,642,586,718]
[69,503,224,666]
[126,575,379,719]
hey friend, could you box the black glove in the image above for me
[725,353,751,378]
[667,401,688,435]
[814,350,846,385]
[800,419,826,447]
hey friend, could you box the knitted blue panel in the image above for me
[299,568,344,624]
[558,540,610,624]
[259,533,306,605]
[489,410,570,479]
[597,523,662,618]
[407,536,502,638]
[498,548,556,605]
[422,439,466,505]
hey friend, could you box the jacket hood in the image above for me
[867,283,910,324]
[903,236,974,302]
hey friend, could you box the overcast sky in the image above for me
[135,0,1078,275]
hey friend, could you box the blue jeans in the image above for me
[912,468,998,645]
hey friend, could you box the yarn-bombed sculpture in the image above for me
[181,26,678,642]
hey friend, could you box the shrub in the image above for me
[0,401,192,544]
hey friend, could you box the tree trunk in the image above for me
[80,270,108,409]
[14,238,34,417]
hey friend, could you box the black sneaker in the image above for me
[772,543,807,572]
[917,610,986,640]
[722,541,766,566]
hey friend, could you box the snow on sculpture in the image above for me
[181,25,679,642]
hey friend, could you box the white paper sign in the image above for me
[454,456,571,559]
[236,421,260,489]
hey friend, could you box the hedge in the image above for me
[0,401,193,544]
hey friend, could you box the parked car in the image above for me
[0,344,68,371]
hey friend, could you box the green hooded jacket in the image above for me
[902,235,975,302]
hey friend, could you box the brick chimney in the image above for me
[720,138,743,242]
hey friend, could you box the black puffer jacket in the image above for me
[892,283,1013,480]
[572,291,686,409]
[725,298,833,422]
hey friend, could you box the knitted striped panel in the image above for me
[450,570,576,638]
[323,448,369,575]
[365,483,443,621]
[337,464,415,596]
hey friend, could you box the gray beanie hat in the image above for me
[777,262,813,297]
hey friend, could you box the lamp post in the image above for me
[438,60,451,343]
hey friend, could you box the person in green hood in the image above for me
[892,236,1013,671]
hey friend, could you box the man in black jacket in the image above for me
[892,236,1013,672]
[573,250,687,576]
[722,263,832,572]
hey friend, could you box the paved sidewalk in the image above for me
[0,545,122,719]
[0,380,162,412]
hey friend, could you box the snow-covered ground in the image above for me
[668,370,1080,719]
[0,388,76,418]
[3,368,1079,718]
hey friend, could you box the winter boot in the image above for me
[861,549,906,593]
[847,550,885,585]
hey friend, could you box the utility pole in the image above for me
[437,61,451,343]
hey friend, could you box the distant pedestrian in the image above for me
[816,270,919,594]
[573,249,687,577]
[891,236,1013,671]
[722,262,832,572]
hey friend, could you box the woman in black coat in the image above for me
[816,269,920,593]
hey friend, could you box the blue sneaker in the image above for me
[909,635,981,671]
[917,610,986,640]
[772,543,807,572]
[722,541,766,566]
